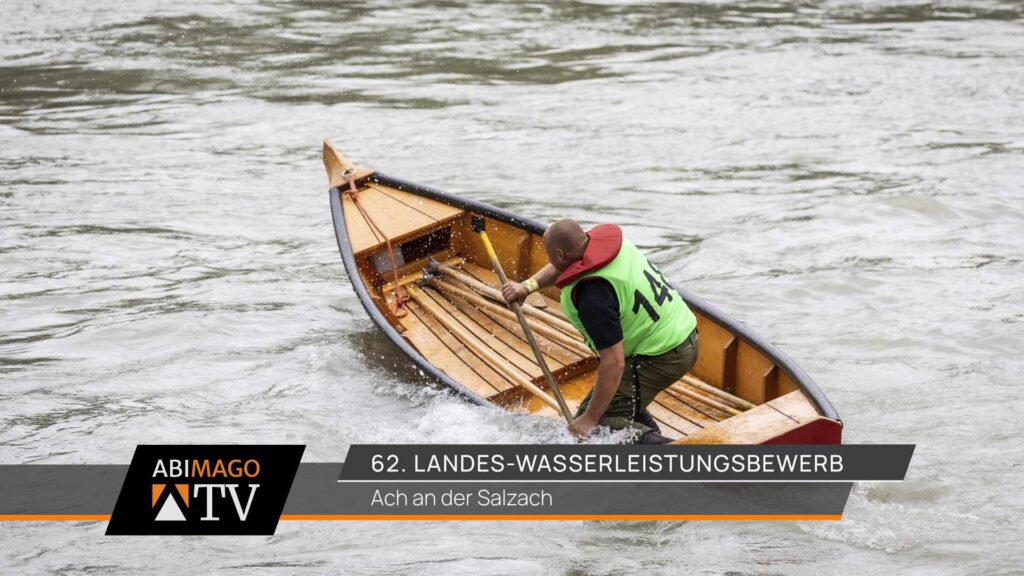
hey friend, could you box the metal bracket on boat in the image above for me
[418,267,438,286]
[471,215,486,233]
[424,257,442,276]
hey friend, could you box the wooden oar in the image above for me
[457,263,571,323]
[428,278,591,357]
[432,267,751,417]
[666,383,741,416]
[430,260,581,338]
[405,285,564,414]
[472,217,574,423]
[681,375,756,410]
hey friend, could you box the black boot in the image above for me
[640,430,672,445]
[636,409,661,433]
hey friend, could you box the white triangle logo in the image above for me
[155,496,187,521]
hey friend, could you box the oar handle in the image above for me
[478,229,574,423]
[479,232,507,283]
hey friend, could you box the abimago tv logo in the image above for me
[107,445,303,535]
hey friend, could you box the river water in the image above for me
[2,0,1022,573]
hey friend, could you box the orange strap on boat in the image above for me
[343,169,409,317]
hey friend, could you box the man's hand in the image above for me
[501,281,528,305]
[567,342,625,440]
[568,413,598,440]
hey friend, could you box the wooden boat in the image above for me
[324,141,842,444]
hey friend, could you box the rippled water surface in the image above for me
[2,0,1023,574]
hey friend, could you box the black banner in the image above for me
[0,444,915,523]
[337,444,915,482]
[106,445,303,535]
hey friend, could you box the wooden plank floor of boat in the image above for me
[391,262,747,439]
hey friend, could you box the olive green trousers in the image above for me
[575,329,700,441]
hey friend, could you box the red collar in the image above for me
[554,224,623,288]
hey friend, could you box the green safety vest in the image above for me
[560,238,696,357]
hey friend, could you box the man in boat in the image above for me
[502,220,700,444]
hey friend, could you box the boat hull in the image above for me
[325,144,841,444]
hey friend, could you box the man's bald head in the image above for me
[543,219,589,271]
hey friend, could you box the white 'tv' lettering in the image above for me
[227,484,259,521]
[193,484,225,521]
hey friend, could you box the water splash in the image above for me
[370,383,636,446]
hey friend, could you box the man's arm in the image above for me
[530,263,559,289]
[501,263,559,304]
[568,341,624,439]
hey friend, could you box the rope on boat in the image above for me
[343,168,410,317]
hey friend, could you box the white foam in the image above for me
[369,384,636,445]
[797,482,979,554]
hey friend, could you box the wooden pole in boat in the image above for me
[666,383,742,416]
[429,278,591,357]
[432,261,580,338]
[405,284,563,414]
[680,375,756,410]
[472,217,574,423]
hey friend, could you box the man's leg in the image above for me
[574,330,700,442]
[636,331,700,411]
[632,331,700,443]
[573,362,647,440]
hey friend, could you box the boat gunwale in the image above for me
[329,172,841,423]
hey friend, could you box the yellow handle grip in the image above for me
[479,231,499,262]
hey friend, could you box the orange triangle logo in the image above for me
[152,484,164,508]
[175,484,189,508]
